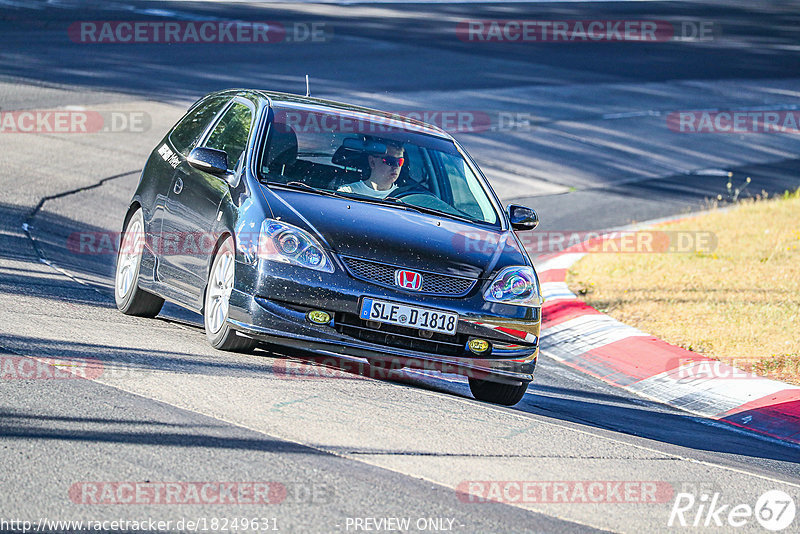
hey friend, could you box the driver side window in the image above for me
[204,102,254,171]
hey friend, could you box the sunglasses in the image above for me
[379,155,404,168]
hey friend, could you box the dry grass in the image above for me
[566,189,800,384]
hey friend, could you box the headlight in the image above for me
[258,220,334,273]
[484,266,542,307]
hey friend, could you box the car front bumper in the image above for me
[227,258,540,385]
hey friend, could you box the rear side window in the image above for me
[204,102,254,171]
[169,96,229,155]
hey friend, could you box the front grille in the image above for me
[341,256,476,297]
[335,312,468,357]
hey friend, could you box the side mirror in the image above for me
[188,147,229,176]
[507,204,539,231]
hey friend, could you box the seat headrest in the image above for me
[331,145,368,170]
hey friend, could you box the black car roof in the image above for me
[208,89,454,140]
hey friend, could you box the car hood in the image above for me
[262,187,528,278]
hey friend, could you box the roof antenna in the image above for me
[305,75,310,97]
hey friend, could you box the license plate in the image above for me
[359,297,458,336]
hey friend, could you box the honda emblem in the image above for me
[395,270,423,291]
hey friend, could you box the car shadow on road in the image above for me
[320,359,800,465]
[0,408,324,455]
[2,327,799,466]
[0,333,309,380]
[0,199,209,325]
[0,199,119,300]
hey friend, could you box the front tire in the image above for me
[204,237,257,352]
[115,208,164,317]
[469,377,529,406]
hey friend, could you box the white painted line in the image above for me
[602,110,662,120]
[630,364,800,418]
[540,314,648,355]
[541,281,576,302]
[0,0,44,8]
[692,168,731,177]
[536,252,585,271]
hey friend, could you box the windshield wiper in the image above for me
[269,182,403,206]
[381,196,476,224]
[269,183,478,224]
[269,181,343,198]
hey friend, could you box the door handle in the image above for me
[173,177,183,195]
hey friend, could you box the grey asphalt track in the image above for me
[1,1,800,533]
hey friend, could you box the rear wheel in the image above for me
[469,377,529,406]
[114,208,164,317]
[204,237,257,352]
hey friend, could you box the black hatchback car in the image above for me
[115,89,542,405]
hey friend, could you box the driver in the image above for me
[338,141,404,199]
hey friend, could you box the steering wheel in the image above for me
[388,184,433,199]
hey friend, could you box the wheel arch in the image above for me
[122,201,142,233]
[201,230,234,314]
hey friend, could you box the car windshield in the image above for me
[256,105,500,225]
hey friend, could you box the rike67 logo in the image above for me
[669,489,796,531]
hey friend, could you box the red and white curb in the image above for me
[536,250,800,446]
